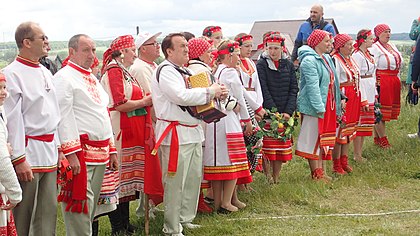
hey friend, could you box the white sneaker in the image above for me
[407,133,419,139]
[182,223,201,229]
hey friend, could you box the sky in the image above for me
[0,0,418,42]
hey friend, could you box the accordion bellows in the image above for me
[188,72,226,123]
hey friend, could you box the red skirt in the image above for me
[356,103,375,136]
[262,136,293,162]
[337,85,360,144]
[377,69,401,121]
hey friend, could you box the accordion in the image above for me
[185,72,226,123]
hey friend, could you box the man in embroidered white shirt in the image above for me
[3,21,61,236]
[151,33,227,236]
[53,34,118,236]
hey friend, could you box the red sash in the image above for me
[58,134,110,214]
[25,134,54,147]
[152,119,198,176]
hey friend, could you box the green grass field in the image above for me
[57,90,420,235]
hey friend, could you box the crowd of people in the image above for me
[0,4,417,236]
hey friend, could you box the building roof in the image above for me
[249,18,338,61]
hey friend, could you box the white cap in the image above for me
[135,31,162,49]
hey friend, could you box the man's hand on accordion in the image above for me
[209,83,229,100]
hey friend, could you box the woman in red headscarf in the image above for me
[352,29,376,162]
[331,34,361,175]
[256,34,298,184]
[295,30,342,181]
[370,24,402,148]
[186,37,215,213]
[99,35,163,235]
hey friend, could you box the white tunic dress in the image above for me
[203,64,251,181]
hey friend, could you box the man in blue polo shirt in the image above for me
[291,4,336,66]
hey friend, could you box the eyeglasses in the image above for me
[26,35,48,41]
[143,42,160,47]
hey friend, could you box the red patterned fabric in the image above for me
[235,34,253,46]
[374,24,390,38]
[307,29,330,49]
[376,69,401,121]
[265,34,285,47]
[0,197,18,236]
[102,35,135,72]
[333,34,353,51]
[107,67,128,107]
[262,136,293,161]
[216,42,239,56]
[188,38,211,60]
[203,26,222,37]
[336,84,360,144]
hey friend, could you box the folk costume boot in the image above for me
[379,136,391,148]
[120,202,137,234]
[311,168,328,181]
[340,155,353,173]
[108,208,125,236]
[332,158,346,175]
[374,137,380,146]
[197,192,213,213]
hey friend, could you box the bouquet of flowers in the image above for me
[258,108,299,142]
[374,102,383,124]
[245,124,264,155]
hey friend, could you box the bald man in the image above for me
[291,4,336,65]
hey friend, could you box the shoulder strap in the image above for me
[156,63,192,83]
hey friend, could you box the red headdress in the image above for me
[102,35,135,73]
[203,26,222,38]
[188,37,212,60]
[354,30,372,51]
[216,42,240,57]
[307,29,331,49]
[235,34,253,46]
[374,24,391,42]
[333,34,353,51]
[257,31,281,50]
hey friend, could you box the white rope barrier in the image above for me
[226,209,420,221]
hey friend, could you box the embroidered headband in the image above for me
[217,42,240,56]
[257,31,281,50]
[235,34,253,46]
[203,26,222,37]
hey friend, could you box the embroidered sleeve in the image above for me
[3,69,27,165]
[109,141,117,154]
[107,67,128,107]
[60,139,82,156]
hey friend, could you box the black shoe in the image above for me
[217,207,233,214]
[204,197,214,204]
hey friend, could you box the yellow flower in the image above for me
[278,123,284,129]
